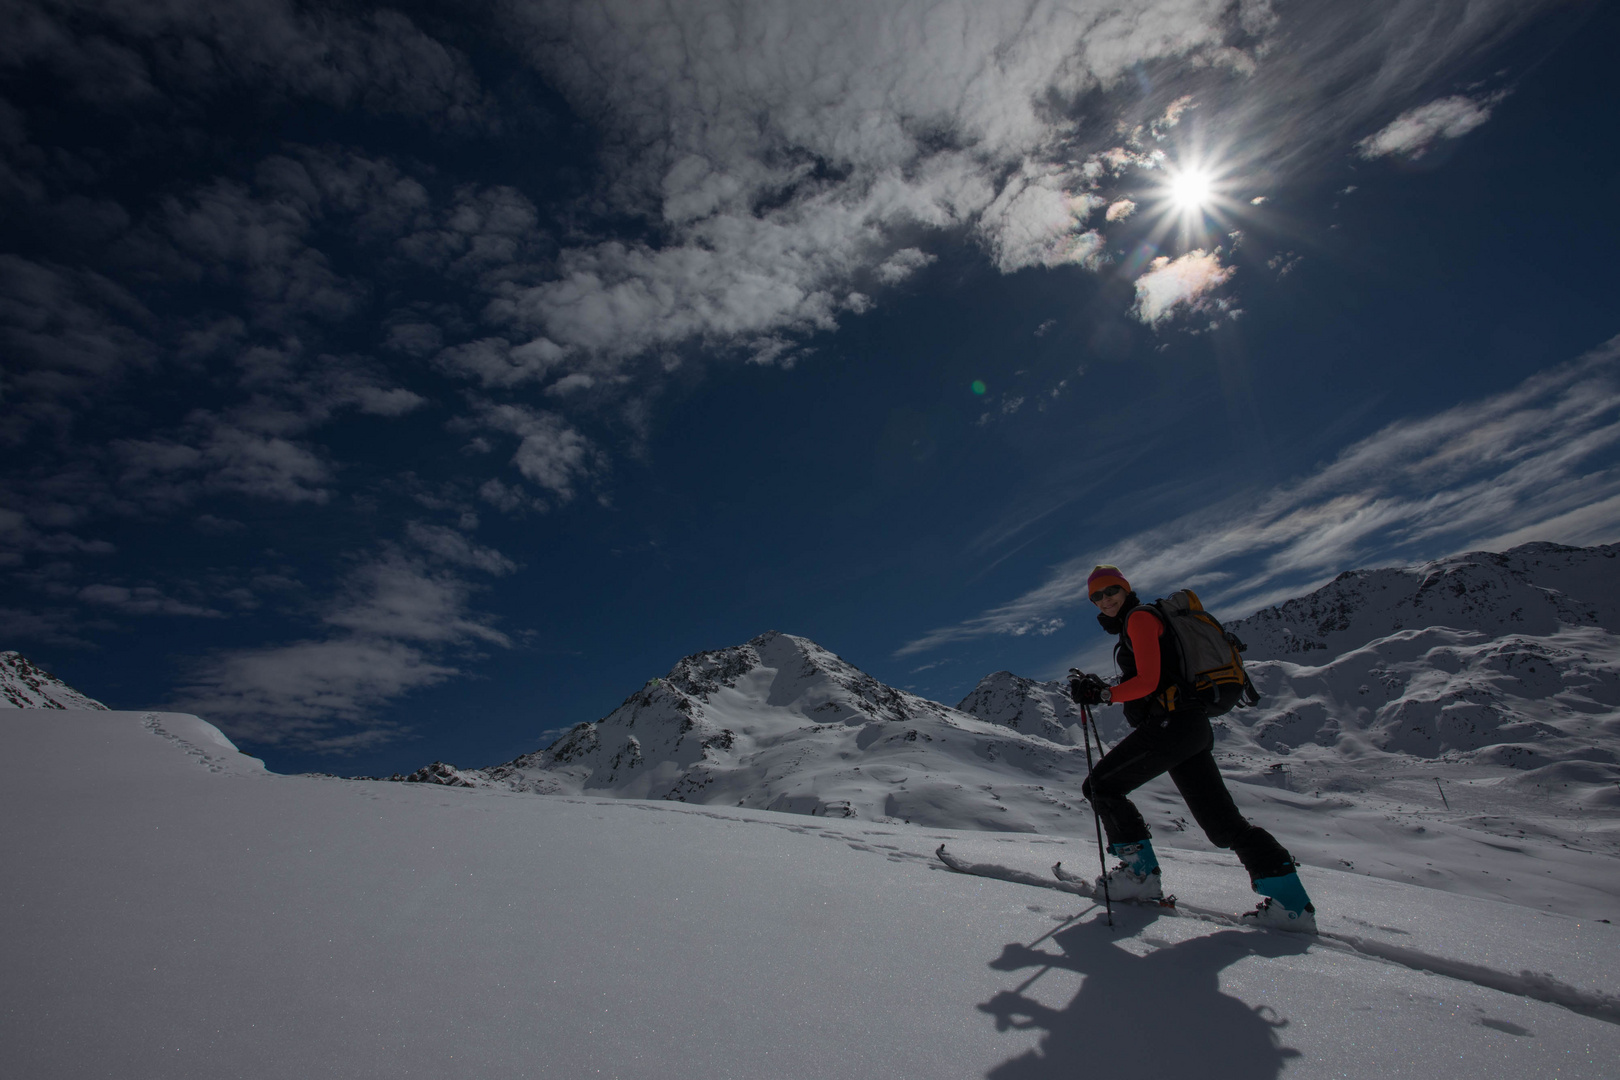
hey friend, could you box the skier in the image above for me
[1068,564,1317,930]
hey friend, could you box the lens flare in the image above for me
[971,380,987,395]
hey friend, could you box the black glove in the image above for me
[1068,670,1109,706]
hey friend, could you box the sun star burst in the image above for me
[1169,167,1214,212]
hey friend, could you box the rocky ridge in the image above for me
[1228,542,1619,658]
[1,652,107,710]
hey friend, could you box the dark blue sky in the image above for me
[5,0,1619,776]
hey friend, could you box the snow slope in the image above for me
[0,651,107,709]
[3,708,1617,1080]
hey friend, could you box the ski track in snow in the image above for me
[935,844,1620,1026]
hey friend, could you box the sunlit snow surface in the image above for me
[4,708,1617,1079]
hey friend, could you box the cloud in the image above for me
[898,335,1620,656]
[384,321,444,358]
[1105,199,1137,222]
[0,503,117,566]
[406,522,519,576]
[117,422,332,506]
[111,147,449,335]
[173,544,513,750]
[108,349,424,507]
[1,1,494,127]
[473,403,601,502]
[466,0,1552,368]
[1131,249,1234,325]
[484,0,1279,367]
[146,179,360,327]
[434,336,566,389]
[874,247,936,286]
[76,583,222,618]
[1356,92,1508,159]
[979,167,1106,273]
[478,477,545,515]
[323,553,511,646]
[398,185,546,277]
[172,638,457,750]
[0,606,94,648]
[0,254,156,443]
[3,2,1557,564]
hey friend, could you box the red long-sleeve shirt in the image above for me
[1111,609,1164,703]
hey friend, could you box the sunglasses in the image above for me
[1089,585,1124,603]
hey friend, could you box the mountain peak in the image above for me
[413,631,1089,831]
[1,652,108,710]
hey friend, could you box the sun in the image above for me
[1168,167,1214,211]
[1141,149,1249,243]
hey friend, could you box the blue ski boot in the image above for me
[1099,839,1163,901]
[1244,870,1316,932]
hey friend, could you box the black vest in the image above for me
[1097,594,1190,727]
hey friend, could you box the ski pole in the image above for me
[1080,702,1113,927]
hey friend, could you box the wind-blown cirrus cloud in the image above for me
[173,535,518,751]
[898,336,1620,659]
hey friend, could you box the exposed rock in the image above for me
[1,652,108,710]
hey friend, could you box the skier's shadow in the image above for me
[980,910,1309,1080]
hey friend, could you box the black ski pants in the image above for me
[1080,710,1295,881]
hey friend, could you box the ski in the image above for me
[933,845,1339,935]
[933,845,1177,908]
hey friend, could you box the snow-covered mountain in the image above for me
[1221,543,1620,775]
[952,670,1131,745]
[1232,542,1620,657]
[396,542,1620,836]
[1,651,107,710]
[409,631,1100,832]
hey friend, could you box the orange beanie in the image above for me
[1087,565,1130,596]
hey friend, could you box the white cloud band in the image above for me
[898,336,1620,656]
